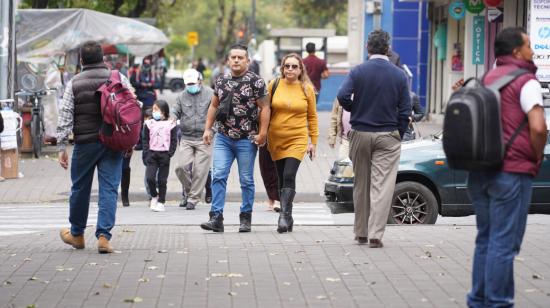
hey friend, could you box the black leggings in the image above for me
[275,157,301,191]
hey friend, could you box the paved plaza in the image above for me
[1,98,549,307]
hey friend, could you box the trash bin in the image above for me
[0,106,22,179]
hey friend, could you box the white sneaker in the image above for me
[149,197,158,210]
[153,202,165,212]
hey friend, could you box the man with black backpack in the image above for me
[57,41,136,254]
[463,28,547,307]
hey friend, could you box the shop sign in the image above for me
[530,0,550,82]
[487,7,503,23]
[449,1,466,20]
[472,16,485,65]
[465,0,485,14]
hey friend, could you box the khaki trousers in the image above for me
[174,139,212,204]
[349,130,401,240]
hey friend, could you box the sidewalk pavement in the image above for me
[0,110,442,205]
[1,224,549,307]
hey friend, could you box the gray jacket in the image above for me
[171,86,214,141]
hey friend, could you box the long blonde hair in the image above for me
[279,53,314,98]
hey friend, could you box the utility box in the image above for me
[1,149,19,179]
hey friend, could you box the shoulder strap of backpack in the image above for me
[505,116,528,151]
[495,68,530,151]
[109,70,121,84]
[487,68,529,91]
[270,78,280,104]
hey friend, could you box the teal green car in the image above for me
[324,132,550,224]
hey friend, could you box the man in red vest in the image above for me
[467,27,547,307]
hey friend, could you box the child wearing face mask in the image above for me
[143,100,178,212]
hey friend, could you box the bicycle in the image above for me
[15,90,48,158]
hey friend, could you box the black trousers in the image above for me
[275,157,301,191]
[146,152,170,203]
[259,146,279,201]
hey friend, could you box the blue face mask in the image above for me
[152,111,162,121]
[186,84,201,94]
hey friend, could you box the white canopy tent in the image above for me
[16,8,170,63]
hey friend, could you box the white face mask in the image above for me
[153,111,162,121]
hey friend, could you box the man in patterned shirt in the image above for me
[200,44,270,233]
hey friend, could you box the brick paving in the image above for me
[1,225,549,308]
[0,111,442,204]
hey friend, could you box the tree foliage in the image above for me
[18,0,347,61]
[283,0,347,35]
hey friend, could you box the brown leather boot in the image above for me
[97,235,114,254]
[59,228,85,249]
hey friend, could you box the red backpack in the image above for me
[97,70,142,152]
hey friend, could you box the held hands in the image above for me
[307,143,316,160]
[253,134,267,147]
[203,130,214,145]
[58,150,69,169]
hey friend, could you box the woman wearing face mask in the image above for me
[143,100,178,212]
[267,53,319,233]
[171,69,214,210]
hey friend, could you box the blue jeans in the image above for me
[211,133,257,214]
[69,142,123,240]
[467,171,532,308]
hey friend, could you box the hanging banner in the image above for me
[530,0,550,82]
[449,1,466,20]
[465,0,485,14]
[472,16,485,65]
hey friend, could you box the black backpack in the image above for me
[443,69,528,171]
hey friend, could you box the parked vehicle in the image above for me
[164,69,185,92]
[324,131,550,224]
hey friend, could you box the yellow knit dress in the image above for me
[267,78,319,161]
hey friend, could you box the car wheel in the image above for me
[388,181,438,224]
[170,80,185,92]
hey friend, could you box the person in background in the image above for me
[172,69,214,210]
[131,56,157,110]
[402,92,425,142]
[303,42,329,102]
[200,44,270,233]
[195,57,206,76]
[267,53,319,233]
[249,54,261,75]
[143,100,178,212]
[337,29,411,248]
[328,98,352,161]
[466,27,547,308]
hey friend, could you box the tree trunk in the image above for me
[150,0,160,17]
[128,0,147,18]
[214,0,236,61]
[214,0,226,61]
[32,0,49,8]
[111,0,124,15]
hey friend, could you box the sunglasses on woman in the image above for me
[283,64,299,70]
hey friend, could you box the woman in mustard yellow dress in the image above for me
[267,53,319,233]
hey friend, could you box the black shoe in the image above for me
[277,188,296,233]
[200,211,224,232]
[186,202,196,210]
[179,195,188,208]
[239,212,252,232]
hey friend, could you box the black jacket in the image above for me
[71,63,110,144]
[0,111,3,133]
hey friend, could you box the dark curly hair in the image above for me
[367,30,390,56]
